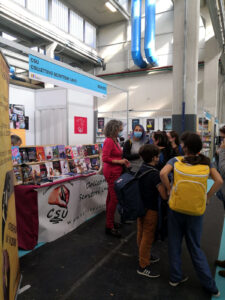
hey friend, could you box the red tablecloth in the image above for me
[15,173,96,250]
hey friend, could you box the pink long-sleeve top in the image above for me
[102,137,123,177]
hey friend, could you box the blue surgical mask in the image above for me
[133,131,142,138]
[118,131,123,137]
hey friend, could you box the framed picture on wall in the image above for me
[132,119,140,130]
[97,117,104,132]
[146,119,155,131]
[9,104,27,129]
[163,118,172,131]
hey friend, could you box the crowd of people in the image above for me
[101,119,225,298]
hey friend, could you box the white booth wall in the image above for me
[9,85,94,146]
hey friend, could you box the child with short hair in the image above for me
[137,144,167,278]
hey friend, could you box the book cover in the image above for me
[84,157,92,170]
[53,160,61,176]
[52,146,59,159]
[71,146,78,158]
[45,146,53,160]
[60,160,69,175]
[36,146,46,161]
[57,145,66,159]
[45,161,54,177]
[31,164,41,184]
[19,147,29,163]
[65,146,73,159]
[13,166,23,185]
[74,158,85,173]
[68,160,77,173]
[94,144,100,154]
[11,146,21,165]
[40,163,48,179]
[77,145,84,157]
[80,158,87,172]
[90,157,100,171]
[27,147,37,162]
[21,164,33,184]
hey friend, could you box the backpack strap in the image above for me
[136,166,157,179]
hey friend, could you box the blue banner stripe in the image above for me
[29,55,107,95]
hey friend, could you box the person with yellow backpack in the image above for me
[160,132,223,297]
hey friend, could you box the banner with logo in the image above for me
[0,51,20,300]
[38,175,107,242]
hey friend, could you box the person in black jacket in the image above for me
[123,124,147,172]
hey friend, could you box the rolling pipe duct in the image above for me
[131,0,147,68]
[145,0,157,66]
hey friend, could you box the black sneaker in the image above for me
[150,254,160,264]
[211,290,220,298]
[105,227,122,238]
[169,276,189,287]
[137,265,160,278]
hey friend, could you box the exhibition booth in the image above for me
[2,37,129,250]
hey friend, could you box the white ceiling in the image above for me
[62,0,128,26]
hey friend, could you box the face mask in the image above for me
[118,131,123,137]
[133,131,142,138]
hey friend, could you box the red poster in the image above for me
[74,116,87,134]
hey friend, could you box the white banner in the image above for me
[37,175,107,243]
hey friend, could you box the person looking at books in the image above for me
[102,120,130,238]
[167,130,183,157]
[11,134,22,146]
[123,124,147,173]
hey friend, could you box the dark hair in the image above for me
[219,126,225,135]
[132,124,146,142]
[11,135,22,146]
[104,119,123,138]
[154,131,172,163]
[169,130,179,146]
[139,144,159,163]
[180,131,191,144]
[182,132,210,166]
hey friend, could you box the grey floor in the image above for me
[18,196,224,300]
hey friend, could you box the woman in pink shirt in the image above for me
[102,120,130,237]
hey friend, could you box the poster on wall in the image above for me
[163,118,172,131]
[74,116,87,134]
[0,51,20,300]
[132,119,140,130]
[97,118,104,132]
[9,104,29,130]
[146,119,155,131]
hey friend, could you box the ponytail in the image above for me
[182,154,210,166]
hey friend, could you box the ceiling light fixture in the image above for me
[105,1,117,13]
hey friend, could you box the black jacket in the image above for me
[122,139,140,161]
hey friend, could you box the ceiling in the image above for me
[62,0,129,26]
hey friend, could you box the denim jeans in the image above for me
[168,208,218,293]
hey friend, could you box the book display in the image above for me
[12,143,102,185]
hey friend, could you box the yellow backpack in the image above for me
[169,156,210,216]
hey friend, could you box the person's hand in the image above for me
[123,159,130,168]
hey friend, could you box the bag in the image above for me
[169,156,209,216]
[114,167,155,221]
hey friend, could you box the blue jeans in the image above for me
[168,209,218,293]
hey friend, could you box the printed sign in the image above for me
[37,175,107,242]
[0,51,20,300]
[74,116,87,134]
[29,55,107,98]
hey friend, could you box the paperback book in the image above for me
[11,146,21,165]
[57,145,66,159]
[45,161,54,177]
[65,146,73,159]
[60,160,69,175]
[45,146,53,160]
[13,166,23,185]
[90,157,100,171]
[21,164,33,184]
[53,160,61,176]
[52,146,59,159]
[36,146,46,161]
[84,157,92,170]
[31,164,41,184]
[68,160,77,174]
[19,147,29,163]
[27,147,37,162]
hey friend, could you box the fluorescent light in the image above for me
[105,2,117,12]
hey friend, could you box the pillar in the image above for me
[172,0,200,134]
